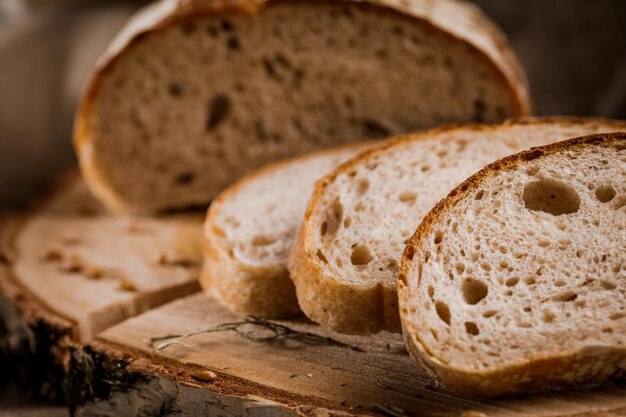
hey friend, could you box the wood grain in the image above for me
[98,293,626,417]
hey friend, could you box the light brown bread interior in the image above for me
[74,0,529,213]
[201,143,371,318]
[288,118,626,334]
[399,133,626,397]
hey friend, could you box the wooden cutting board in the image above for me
[1,175,625,417]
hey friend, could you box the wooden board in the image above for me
[1,174,626,416]
[2,174,203,340]
[96,293,626,417]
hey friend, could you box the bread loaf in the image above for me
[74,0,529,213]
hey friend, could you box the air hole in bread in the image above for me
[455,263,465,275]
[554,279,566,287]
[461,278,488,305]
[321,199,343,238]
[474,190,485,200]
[595,185,616,203]
[398,191,417,204]
[434,231,443,244]
[227,36,241,50]
[600,280,617,290]
[430,328,439,340]
[356,179,369,195]
[505,277,519,287]
[181,22,196,35]
[553,290,577,302]
[480,262,491,272]
[610,313,625,320]
[525,276,537,285]
[499,261,509,270]
[316,249,328,264]
[542,310,555,323]
[427,285,434,299]
[252,235,276,246]
[168,83,183,97]
[361,119,391,138]
[482,310,497,318]
[435,300,451,325]
[526,166,540,176]
[350,244,373,266]
[174,172,195,185]
[405,246,415,261]
[465,321,479,336]
[343,216,352,228]
[522,179,580,215]
[387,259,398,271]
[207,94,231,131]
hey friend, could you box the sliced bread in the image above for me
[74,0,530,213]
[288,117,626,334]
[399,132,626,397]
[201,143,372,318]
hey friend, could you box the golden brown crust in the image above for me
[398,132,626,397]
[201,142,373,319]
[291,117,626,335]
[73,0,531,213]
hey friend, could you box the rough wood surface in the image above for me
[96,293,626,417]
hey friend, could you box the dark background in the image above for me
[0,0,625,413]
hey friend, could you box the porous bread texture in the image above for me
[399,133,626,397]
[201,143,371,318]
[288,117,626,334]
[74,0,529,214]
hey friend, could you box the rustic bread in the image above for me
[288,117,626,334]
[399,132,626,397]
[200,143,371,318]
[74,0,530,214]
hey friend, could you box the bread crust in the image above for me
[74,0,531,214]
[289,117,626,335]
[201,142,372,319]
[398,131,626,397]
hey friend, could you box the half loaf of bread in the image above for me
[74,0,529,213]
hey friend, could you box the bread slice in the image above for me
[201,143,371,318]
[399,132,626,397]
[74,0,530,214]
[288,117,626,334]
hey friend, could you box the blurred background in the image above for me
[0,0,625,212]
[0,0,624,414]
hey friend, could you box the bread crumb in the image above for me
[194,370,218,381]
